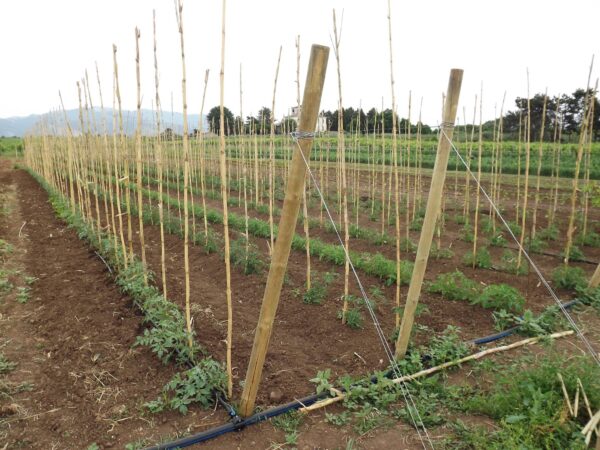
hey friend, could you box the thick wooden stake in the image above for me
[239,44,329,417]
[589,263,600,289]
[395,69,463,360]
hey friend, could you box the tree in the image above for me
[561,89,600,138]
[500,89,599,141]
[245,115,260,134]
[207,105,234,135]
[257,107,272,134]
[278,118,297,134]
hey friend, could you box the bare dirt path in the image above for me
[0,160,227,448]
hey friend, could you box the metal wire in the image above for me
[441,128,600,366]
[291,133,435,450]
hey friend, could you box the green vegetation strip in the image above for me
[95,176,414,286]
[24,167,227,414]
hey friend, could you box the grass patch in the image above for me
[461,355,599,449]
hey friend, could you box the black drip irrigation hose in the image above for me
[146,299,582,449]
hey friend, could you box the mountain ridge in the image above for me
[0,109,207,137]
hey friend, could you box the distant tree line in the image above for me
[319,108,433,134]
[201,89,598,141]
[204,105,433,136]
[485,89,599,141]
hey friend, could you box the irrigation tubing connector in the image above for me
[145,299,583,449]
[145,392,329,450]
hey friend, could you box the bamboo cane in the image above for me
[582,86,596,239]
[515,110,522,225]
[134,27,148,284]
[58,91,76,214]
[199,69,210,248]
[217,0,234,399]
[386,0,402,328]
[549,99,562,228]
[296,36,311,292]
[153,10,168,299]
[517,70,532,270]
[175,0,194,349]
[531,90,548,239]
[110,47,128,268]
[565,70,595,264]
[268,47,283,256]
[332,10,350,322]
[472,87,483,269]
[463,98,477,221]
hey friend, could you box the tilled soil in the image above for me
[1,158,598,449]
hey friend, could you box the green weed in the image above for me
[474,284,525,314]
[461,355,599,449]
[0,353,16,374]
[229,236,264,275]
[430,245,454,260]
[461,223,474,242]
[562,245,585,262]
[16,286,30,304]
[538,224,559,241]
[150,359,227,414]
[500,249,529,275]
[489,233,507,247]
[525,236,547,254]
[303,272,336,305]
[272,410,303,446]
[429,270,480,302]
[575,231,600,247]
[462,247,492,269]
[552,265,587,290]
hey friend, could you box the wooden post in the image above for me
[239,44,329,416]
[589,264,600,289]
[395,69,463,360]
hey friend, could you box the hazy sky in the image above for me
[1,0,598,125]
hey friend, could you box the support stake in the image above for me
[589,262,600,289]
[395,68,463,359]
[239,44,329,416]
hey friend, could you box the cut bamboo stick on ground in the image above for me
[300,330,574,413]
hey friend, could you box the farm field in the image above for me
[4,111,600,447]
[1,1,600,449]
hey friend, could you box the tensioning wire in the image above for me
[440,127,600,367]
[291,131,435,450]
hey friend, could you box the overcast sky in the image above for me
[0,0,598,126]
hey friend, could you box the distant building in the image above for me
[281,106,328,133]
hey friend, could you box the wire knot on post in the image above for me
[439,121,455,129]
[290,130,316,141]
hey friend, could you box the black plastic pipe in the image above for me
[146,299,581,449]
[146,392,329,450]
